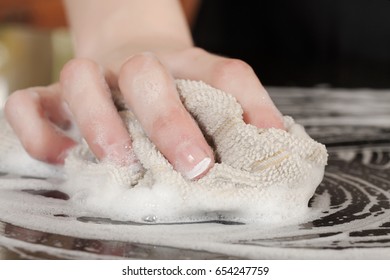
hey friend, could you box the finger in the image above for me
[118,53,214,179]
[18,84,74,131]
[4,88,76,164]
[35,83,73,130]
[163,48,285,129]
[60,58,134,166]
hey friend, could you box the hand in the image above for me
[5,47,284,179]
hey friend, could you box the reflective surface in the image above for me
[1,87,390,259]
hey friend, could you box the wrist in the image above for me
[64,0,193,59]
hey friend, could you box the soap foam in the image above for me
[2,86,390,259]
[0,80,328,226]
[59,116,326,225]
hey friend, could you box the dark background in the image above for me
[193,0,390,88]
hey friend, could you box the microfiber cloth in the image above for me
[0,80,327,224]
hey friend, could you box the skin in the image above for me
[4,0,284,180]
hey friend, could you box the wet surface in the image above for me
[0,222,237,260]
[1,87,390,259]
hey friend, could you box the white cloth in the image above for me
[0,80,328,223]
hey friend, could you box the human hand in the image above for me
[4,47,284,180]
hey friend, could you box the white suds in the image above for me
[0,81,328,225]
[1,85,390,260]
[57,80,328,224]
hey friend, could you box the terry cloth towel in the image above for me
[0,80,328,223]
[62,80,328,223]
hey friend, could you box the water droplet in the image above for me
[142,215,157,223]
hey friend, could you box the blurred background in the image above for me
[1,0,390,109]
[194,0,390,88]
[0,0,71,109]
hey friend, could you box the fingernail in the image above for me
[185,157,212,180]
[175,144,212,180]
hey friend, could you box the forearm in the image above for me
[63,0,193,58]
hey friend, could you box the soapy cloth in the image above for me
[0,80,328,223]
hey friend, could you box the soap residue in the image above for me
[2,86,389,259]
[0,80,328,225]
[56,80,328,224]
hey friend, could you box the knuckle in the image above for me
[150,108,182,138]
[7,89,34,104]
[4,95,19,121]
[152,109,177,131]
[5,90,25,109]
[212,59,254,85]
[4,90,37,120]
[119,53,159,83]
[60,58,101,105]
[182,47,208,59]
[60,58,100,84]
